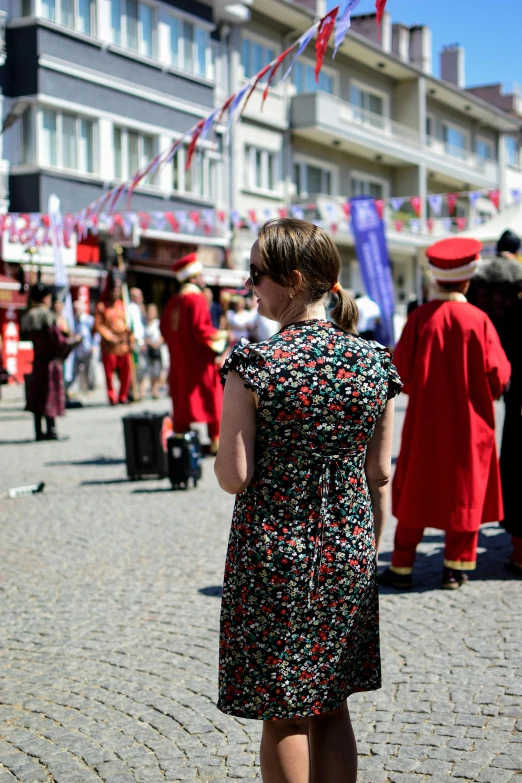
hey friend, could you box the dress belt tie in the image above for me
[284,448,363,610]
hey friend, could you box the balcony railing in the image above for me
[426,136,498,178]
[337,101,420,146]
[0,159,9,208]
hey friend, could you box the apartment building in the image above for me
[227,0,522,314]
[1,0,237,299]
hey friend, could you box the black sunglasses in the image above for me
[249,264,267,286]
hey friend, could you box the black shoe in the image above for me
[442,567,469,590]
[377,568,412,590]
[35,432,46,442]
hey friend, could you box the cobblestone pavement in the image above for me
[0,387,520,783]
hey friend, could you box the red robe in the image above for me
[392,297,511,533]
[160,283,223,428]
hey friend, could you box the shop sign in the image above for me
[2,232,77,266]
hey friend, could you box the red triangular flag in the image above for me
[376,0,387,38]
[165,212,179,232]
[138,212,150,230]
[446,193,459,215]
[488,189,500,210]
[394,220,404,233]
[262,45,295,109]
[315,7,338,83]
[426,218,435,233]
[410,196,422,217]
[189,210,201,227]
[456,217,467,231]
[240,64,272,117]
[185,120,205,172]
[374,199,385,220]
[278,208,288,218]
[341,202,351,219]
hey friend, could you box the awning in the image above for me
[22,265,105,288]
[130,263,247,287]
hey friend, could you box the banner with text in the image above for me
[350,196,395,347]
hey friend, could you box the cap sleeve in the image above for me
[371,342,403,400]
[220,339,266,395]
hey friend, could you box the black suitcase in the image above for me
[166,432,202,489]
[122,411,169,480]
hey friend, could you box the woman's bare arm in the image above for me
[365,399,395,553]
[214,370,257,494]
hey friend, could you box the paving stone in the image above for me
[0,391,519,783]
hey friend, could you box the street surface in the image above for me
[0,387,521,783]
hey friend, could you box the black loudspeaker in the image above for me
[122,411,169,480]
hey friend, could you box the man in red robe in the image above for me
[94,277,132,405]
[160,253,227,453]
[379,237,511,591]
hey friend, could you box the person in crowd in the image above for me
[379,237,511,591]
[128,287,146,400]
[498,290,522,575]
[226,294,257,342]
[467,229,522,576]
[354,291,381,340]
[21,283,80,440]
[94,275,132,405]
[70,300,95,393]
[203,286,223,330]
[215,218,401,782]
[52,295,71,336]
[160,252,228,454]
[144,303,164,399]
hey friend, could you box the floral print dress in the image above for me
[218,320,402,720]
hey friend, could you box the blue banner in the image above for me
[350,197,395,347]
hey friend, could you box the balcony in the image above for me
[290,92,499,188]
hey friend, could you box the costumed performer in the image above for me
[94,274,132,405]
[160,252,228,454]
[379,237,511,590]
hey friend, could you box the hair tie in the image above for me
[331,282,341,294]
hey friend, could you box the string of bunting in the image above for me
[71,0,389,235]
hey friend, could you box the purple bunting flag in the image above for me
[468,191,482,208]
[428,193,444,216]
[281,23,319,84]
[333,0,362,57]
[511,188,521,205]
[390,197,405,212]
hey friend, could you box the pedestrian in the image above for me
[21,283,80,440]
[128,287,147,400]
[52,295,71,336]
[468,230,522,576]
[94,275,132,405]
[226,294,257,342]
[70,300,95,393]
[203,286,223,329]
[379,237,511,591]
[214,218,401,781]
[144,303,163,399]
[160,252,228,454]
[354,291,381,340]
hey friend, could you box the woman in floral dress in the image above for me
[215,219,401,782]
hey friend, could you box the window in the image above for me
[476,138,493,161]
[172,147,217,199]
[241,36,275,82]
[21,108,34,165]
[426,115,434,137]
[351,177,383,199]
[167,16,210,77]
[350,84,387,130]
[506,136,519,167]
[111,0,154,57]
[442,123,467,159]
[40,108,94,173]
[244,145,277,192]
[292,61,334,95]
[113,126,155,184]
[294,161,333,197]
[40,0,94,34]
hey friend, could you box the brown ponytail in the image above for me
[331,287,359,334]
[257,218,359,333]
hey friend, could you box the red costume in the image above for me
[391,238,511,575]
[94,298,132,405]
[160,254,226,444]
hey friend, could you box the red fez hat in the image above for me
[172,252,203,282]
[426,237,483,283]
